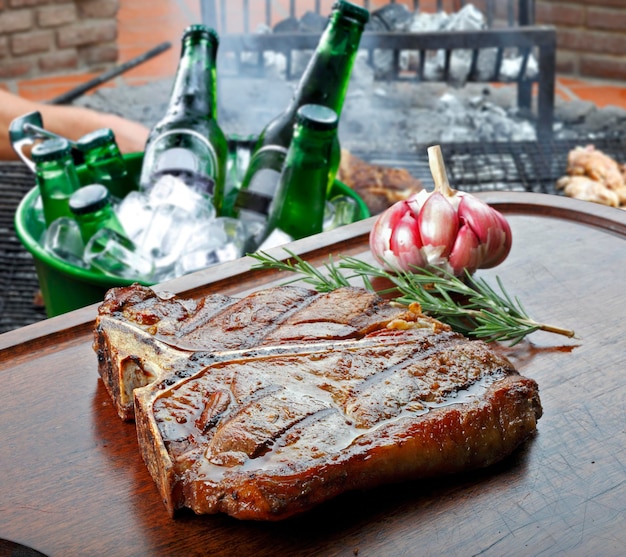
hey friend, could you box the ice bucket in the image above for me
[15,152,369,317]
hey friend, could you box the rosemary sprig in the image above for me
[250,249,575,346]
[251,250,351,291]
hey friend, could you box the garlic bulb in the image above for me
[369,145,512,277]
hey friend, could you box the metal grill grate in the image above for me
[0,163,47,334]
[355,136,626,194]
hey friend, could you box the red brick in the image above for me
[56,20,117,48]
[9,0,50,6]
[37,3,77,28]
[536,3,586,26]
[587,7,626,32]
[38,49,79,71]
[558,28,626,55]
[78,0,119,19]
[0,58,33,77]
[584,0,626,7]
[80,43,118,65]
[555,50,579,74]
[11,29,53,55]
[470,0,488,13]
[580,54,626,81]
[0,35,8,58]
[536,0,587,5]
[0,9,33,34]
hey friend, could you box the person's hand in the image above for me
[0,89,150,160]
[85,112,149,154]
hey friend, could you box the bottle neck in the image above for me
[75,203,125,244]
[35,156,81,225]
[84,144,126,177]
[36,157,79,191]
[287,12,365,119]
[288,124,336,165]
[167,36,219,118]
[84,142,122,165]
[268,123,337,240]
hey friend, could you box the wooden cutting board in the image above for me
[1,192,625,557]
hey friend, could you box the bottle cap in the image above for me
[183,24,220,46]
[333,1,370,25]
[296,104,338,131]
[76,128,115,152]
[69,184,111,215]
[31,137,72,162]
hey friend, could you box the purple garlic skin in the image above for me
[369,189,512,277]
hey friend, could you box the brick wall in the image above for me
[0,0,119,80]
[535,0,626,81]
[4,0,622,82]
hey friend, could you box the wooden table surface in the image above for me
[1,192,625,557]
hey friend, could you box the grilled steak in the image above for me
[338,149,424,214]
[94,284,423,421]
[94,284,542,520]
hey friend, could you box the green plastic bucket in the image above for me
[15,152,147,317]
[15,152,369,317]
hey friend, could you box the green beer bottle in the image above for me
[263,104,339,246]
[67,183,154,280]
[139,24,228,212]
[77,128,135,200]
[68,184,127,244]
[234,0,369,221]
[31,137,81,226]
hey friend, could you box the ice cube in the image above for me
[84,228,154,280]
[173,216,245,276]
[136,203,190,261]
[175,248,219,276]
[216,217,246,262]
[149,174,215,219]
[115,190,151,242]
[43,217,87,268]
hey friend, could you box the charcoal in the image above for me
[298,11,327,33]
[274,12,327,33]
[273,17,299,33]
[369,3,413,31]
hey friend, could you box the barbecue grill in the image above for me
[201,0,556,139]
[0,1,614,332]
[0,163,48,333]
[365,137,626,193]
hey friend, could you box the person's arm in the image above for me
[0,89,149,161]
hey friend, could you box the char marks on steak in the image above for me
[94,284,542,520]
[94,285,424,420]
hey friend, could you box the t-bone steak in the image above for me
[93,284,542,521]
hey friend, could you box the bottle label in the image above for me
[235,168,280,215]
[234,145,287,216]
[141,129,219,191]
